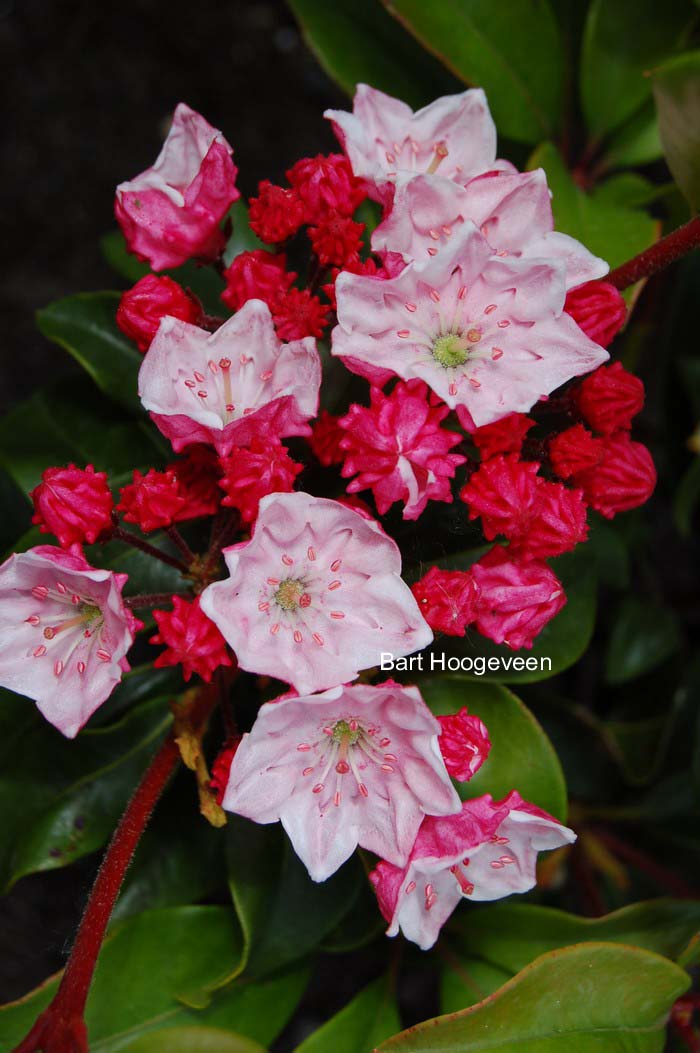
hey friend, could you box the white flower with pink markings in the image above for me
[199,491,432,694]
[138,299,321,455]
[325,84,511,203]
[0,545,140,737]
[371,792,576,950]
[222,681,461,881]
[332,223,609,427]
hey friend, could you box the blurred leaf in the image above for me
[417,677,567,820]
[36,292,142,413]
[674,456,700,535]
[653,50,700,212]
[529,142,659,268]
[602,102,663,169]
[382,0,563,144]
[226,817,364,979]
[320,878,384,953]
[604,715,678,785]
[426,547,597,684]
[0,693,170,888]
[121,1028,265,1052]
[605,597,682,684]
[442,900,700,1011]
[224,200,266,261]
[288,0,458,109]
[0,907,243,1050]
[585,518,630,589]
[379,942,689,1051]
[0,378,164,495]
[89,531,187,596]
[296,976,400,1052]
[580,0,694,140]
[100,231,225,312]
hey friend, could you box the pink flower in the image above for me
[0,545,140,737]
[565,281,626,348]
[150,596,232,683]
[575,433,656,519]
[373,170,606,290]
[221,250,296,312]
[549,424,604,480]
[574,361,645,436]
[338,380,466,520]
[467,412,534,460]
[31,464,114,548]
[221,681,461,881]
[411,567,478,637]
[286,153,365,219]
[309,410,345,467]
[115,104,239,271]
[332,224,608,427]
[461,455,588,559]
[117,275,201,353]
[370,792,575,950]
[218,437,303,524]
[138,300,321,455]
[471,546,566,650]
[438,708,491,781]
[199,492,433,694]
[117,468,186,533]
[248,181,305,244]
[326,85,508,203]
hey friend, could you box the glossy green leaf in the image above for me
[0,378,164,495]
[89,532,187,596]
[226,817,363,979]
[580,0,694,139]
[121,1027,265,1053]
[379,942,689,1051]
[416,677,567,820]
[288,0,458,109]
[296,976,400,1052]
[652,51,700,212]
[605,597,682,684]
[382,0,563,143]
[0,693,170,888]
[528,142,659,269]
[425,547,597,684]
[36,292,143,412]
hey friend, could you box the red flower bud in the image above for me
[411,566,478,637]
[150,596,232,683]
[116,275,201,353]
[221,249,296,312]
[117,469,186,533]
[575,433,656,518]
[549,424,604,479]
[31,464,114,547]
[248,181,305,244]
[574,361,645,435]
[564,280,626,348]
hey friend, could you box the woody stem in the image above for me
[607,216,700,290]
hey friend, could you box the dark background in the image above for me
[1,0,345,413]
[0,0,346,1006]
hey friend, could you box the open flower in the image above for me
[0,545,140,737]
[138,299,321,455]
[199,491,433,694]
[221,681,461,881]
[326,85,509,203]
[370,792,575,949]
[372,170,607,290]
[115,103,239,271]
[332,223,608,427]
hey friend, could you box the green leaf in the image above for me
[0,378,164,495]
[90,532,187,596]
[0,693,171,888]
[288,0,458,109]
[528,142,659,269]
[378,942,689,1051]
[602,102,663,169]
[295,976,400,1053]
[424,547,597,684]
[36,292,143,413]
[226,817,363,979]
[674,456,700,535]
[120,1027,265,1053]
[224,200,266,261]
[416,677,567,820]
[580,0,694,140]
[652,51,700,212]
[382,0,564,143]
[605,597,682,684]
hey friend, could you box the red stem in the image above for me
[111,526,189,574]
[13,735,180,1052]
[607,216,700,290]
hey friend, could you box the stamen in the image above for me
[330,559,342,571]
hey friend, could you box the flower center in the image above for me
[273,578,307,611]
[331,718,362,747]
[432,332,469,368]
[297,716,397,808]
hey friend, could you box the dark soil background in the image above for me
[0,0,345,1010]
